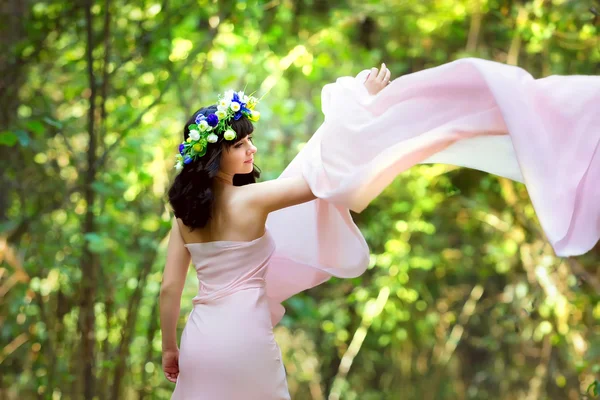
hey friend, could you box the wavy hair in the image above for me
[167,105,260,230]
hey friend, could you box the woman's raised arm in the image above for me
[242,176,316,215]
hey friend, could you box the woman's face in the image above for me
[219,135,257,175]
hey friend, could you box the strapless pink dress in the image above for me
[171,230,290,399]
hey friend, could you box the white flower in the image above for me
[218,99,231,109]
[223,128,237,141]
[198,120,209,131]
[223,89,235,101]
[230,102,241,112]
[237,91,245,99]
[206,126,213,132]
[207,133,219,143]
[216,110,227,119]
[174,161,183,171]
[242,95,249,104]
[189,129,200,141]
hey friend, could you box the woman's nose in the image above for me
[249,144,257,154]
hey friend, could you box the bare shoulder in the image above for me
[236,176,316,215]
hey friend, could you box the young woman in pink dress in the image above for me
[160,56,599,398]
[159,66,393,399]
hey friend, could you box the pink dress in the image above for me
[171,230,290,399]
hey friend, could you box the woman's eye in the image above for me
[235,137,252,148]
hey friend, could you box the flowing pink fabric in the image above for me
[265,57,600,325]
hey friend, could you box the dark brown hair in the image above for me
[167,105,260,230]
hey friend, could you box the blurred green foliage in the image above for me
[1,0,599,399]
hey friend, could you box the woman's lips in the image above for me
[244,159,253,164]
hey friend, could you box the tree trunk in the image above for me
[466,0,482,52]
[507,6,528,66]
[138,298,161,400]
[0,0,27,224]
[98,285,114,400]
[80,1,99,398]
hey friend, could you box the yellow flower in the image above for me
[246,96,258,110]
[186,137,192,143]
[193,143,203,152]
[248,110,260,122]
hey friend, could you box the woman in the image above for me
[160,65,392,398]
[161,56,599,397]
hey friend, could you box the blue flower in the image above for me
[232,92,240,102]
[195,114,206,125]
[184,155,192,164]
[178,143,185,155]
[207,114,219,127]
[234,111,243,120]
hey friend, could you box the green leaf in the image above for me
[43,117,63,129]
[138,171,153,185]
[83,232,116,254]
[83,232,102,243]
[26,120,45,136]
[91,181,112,195]
[0,131,18,146]
[15,129,30,146]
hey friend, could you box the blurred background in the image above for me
[1,0,599,399]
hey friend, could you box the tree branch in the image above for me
[328,286,390,400]
[106,0,173,81]
[110,202,170,398]
[99,0,112,133]
[567,257,600,294]
[95,17,221,170]
[496,178,599,295]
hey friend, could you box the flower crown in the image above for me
[174,89,260,171]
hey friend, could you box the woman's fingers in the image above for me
[165,371,178,382]
[367,67,378,81]
[364,63,391,95]
[376,63,387,81]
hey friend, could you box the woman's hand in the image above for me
[162,348,180,383]
[364,63,391,96]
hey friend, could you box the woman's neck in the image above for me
[214,171,234,186]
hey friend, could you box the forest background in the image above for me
[1,0,599,399]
